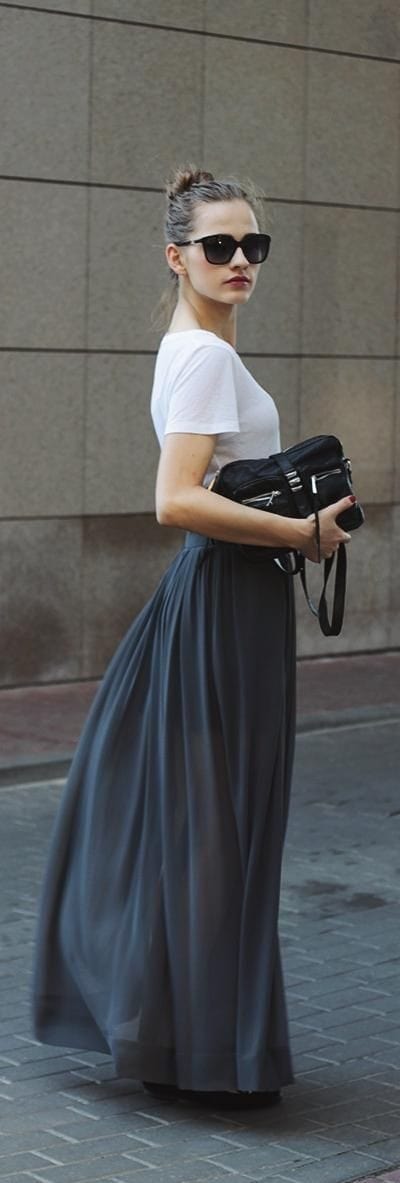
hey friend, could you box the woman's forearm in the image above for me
[157,484,313,550]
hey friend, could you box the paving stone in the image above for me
[0,1176,44,1183]
[299,1086,393,1115]
[4,1058,85,1081]
[307,1098,400,1126]
[355,1138,400,1166]
[293,1054,343,1073]
[57,1083,144,1106]
[2,1046,67,1064]
[103,1162,237,1182]
[288,975,365,1000]
[206,1174,298,1182]
[374,1172,400,1182]
[0,1075,93,1098]
[356,1112,400,1139]
[0,1136,139,1166]
[373,1028,400,1045]
[296,1061,385,1086]
[312,1018,400,1041]
[365,1069,400,1090]
[0,1135,70,1156]
[290,1033,347,1055]
[366,1048,400,1069]
[358,1000,400,1018]
[296,988,388,1013]
[277,1152,395,1182]
[0,1093,99,1120]
[269,1134,355,1159]
[314,1122,400,1149]
[288,1004,331,1022]
[209,1177,293,1183]
[0,1019,30,1036]
[355,971,400,991]
[306,1038,398,1063]
[0,1153,65,1175]
[200,1142,312,1174]
[297,1006,397,1032]
[24,1155,176,1181]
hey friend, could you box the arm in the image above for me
[156,432,353,561]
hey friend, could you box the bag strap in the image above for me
[275,455,347,636]
[274,453,311,518]
[298,542,347,637]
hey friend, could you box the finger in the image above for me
[334,494,357,514]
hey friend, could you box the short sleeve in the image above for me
[164,343,240,436]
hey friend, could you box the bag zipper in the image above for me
[242,490,283,507]
[312,468,342,486]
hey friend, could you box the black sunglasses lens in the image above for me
[202,236,233,264]
[243,234,270,263]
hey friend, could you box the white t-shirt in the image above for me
[150,329,281,486]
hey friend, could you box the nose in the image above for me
[230,246,248,268]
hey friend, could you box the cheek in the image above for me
[188,261,220,294]
[196,258,218,284]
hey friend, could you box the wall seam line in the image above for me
[1,3,399,66]
[0,175,398,214]
[77,0,95,679]
[1,349,399,359]
[297,0,310,442]
[387,53,400,641]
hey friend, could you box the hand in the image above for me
[301,496,354,564]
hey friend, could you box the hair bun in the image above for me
[166,165,215,200]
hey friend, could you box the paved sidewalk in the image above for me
[1,711,400,1181]
[0,652,399,785]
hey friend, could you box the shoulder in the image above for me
[158,331,237,370]
[159,330,233,353]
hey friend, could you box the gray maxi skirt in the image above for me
[31,531,296,1092]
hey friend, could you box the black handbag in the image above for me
[211,434,365,637]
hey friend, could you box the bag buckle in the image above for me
[286,469,303,492]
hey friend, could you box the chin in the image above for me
[222,288,253,304]
[226,288,252,302]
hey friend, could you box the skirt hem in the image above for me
[34,1015,295,1091]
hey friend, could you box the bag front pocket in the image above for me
[312,467,349,509]
[242,489,288,511]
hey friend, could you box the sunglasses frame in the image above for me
[177,232,271,265]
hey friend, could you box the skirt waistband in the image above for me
[183,531,213,550]
[183,531,282,565]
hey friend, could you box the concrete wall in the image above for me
[0,0,399,686]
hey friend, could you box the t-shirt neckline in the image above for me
[161,329,236,351]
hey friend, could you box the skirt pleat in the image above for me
[31,532,296,1091]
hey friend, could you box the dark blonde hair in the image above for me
[153,164,266,329]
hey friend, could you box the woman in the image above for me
[32,167,353,1108]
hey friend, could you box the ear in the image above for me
[165,242,187,278]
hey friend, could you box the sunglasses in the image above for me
[177,232,271,265]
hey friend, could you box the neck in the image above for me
[169,291,238,347]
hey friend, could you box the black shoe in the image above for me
[184,1089,281,1110]
[142,1080,180,1100]
[142,1081,281,1109]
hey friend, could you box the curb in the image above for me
[1,704,399,788]
[0,753,72,788]
[296,703,400,734]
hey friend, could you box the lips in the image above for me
[225,276,251,285]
